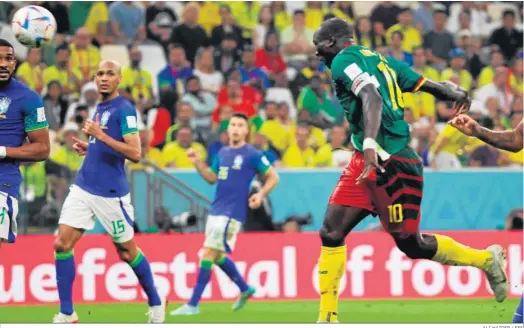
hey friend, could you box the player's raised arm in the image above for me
[450,115,524,153]
[188,148,217,185]
[4,91,50,161]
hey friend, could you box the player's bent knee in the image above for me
[202,247,222,261]
[319,226,345,248]
[53,237,73,253]
[392,233,434,260]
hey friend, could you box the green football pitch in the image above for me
[0,299,519,323]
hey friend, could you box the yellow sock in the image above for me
[432,234,493,270]
[317,245,346,323]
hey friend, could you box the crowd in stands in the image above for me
[0,1,522,228]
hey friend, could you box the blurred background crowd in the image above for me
[0,1,522,231]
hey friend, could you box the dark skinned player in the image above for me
[312,18,508,323]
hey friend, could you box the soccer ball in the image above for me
[11,5,57,48]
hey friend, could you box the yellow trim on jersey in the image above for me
[412,77,427,92]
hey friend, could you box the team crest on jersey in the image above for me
[232,155,243,170]
[0,97,11,118]
[100,111,111,129]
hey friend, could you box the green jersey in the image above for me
[331,45,425,158]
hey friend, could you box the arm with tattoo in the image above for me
[474,121,523,153]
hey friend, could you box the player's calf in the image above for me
[391,232,438,260]
[114,240,163,314]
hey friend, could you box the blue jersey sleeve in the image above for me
[250,148,271,174]
[23,90,48,132]
[119,103,139,137]
[210,155,220,174]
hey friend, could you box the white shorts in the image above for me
[59,185,135,243]
[0,192,19,243]
[203,215,241,253]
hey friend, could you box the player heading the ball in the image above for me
[52,60,166,323]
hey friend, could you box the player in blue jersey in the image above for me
[52,60,165,323]
[170,113,280,316]
[0,39,50,243]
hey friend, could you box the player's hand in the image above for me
[356,148,385,185]
[72,136,88,156]
[186,148,200,164]
[248,192,264,209]
[451,97,471,116]
[448,114,480,137]
[82,114,104,139]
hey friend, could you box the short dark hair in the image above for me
[434,9,448,16]
[55,44,70,54]
[399,7,412,14]
[231,112,249,122]
[177,124,193,132]
[0,39,14,49]
[391,30,404,40]
[220,4,231,13]
[503,9,515,18]
[264,101,278,108]
[323,13,336,21]
[186,75,200,83]
[169,43,185,51]
[293,9,305,17]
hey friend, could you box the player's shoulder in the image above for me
[114,96,136,113]
[9,79,42,101]
[331,46,369,76]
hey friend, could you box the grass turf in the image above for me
[0,299,518,323]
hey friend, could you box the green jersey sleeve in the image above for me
[386,56,426,93]
[23,90,48,132]
[331,51,378,97]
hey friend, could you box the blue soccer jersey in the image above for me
[209,144,271,223]
[0,79,48,198]
[75,96,138,197]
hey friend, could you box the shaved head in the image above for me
[95,60,122,100]
[313,18,354,68]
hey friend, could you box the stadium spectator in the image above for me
[120,46,154,110]
[64,81,98,124]
[49,122,84,175]
[42,2,70,40]
[206,121,229,165]
[511,55,523,95]
[68,1,110,46]
[370,1,401,35]
[19,161,48,227]
[413,2,434,34]
[157,44,193,96]
[270,1,291,32]
[304,2,327,31]
[424,9,455,72]
[281,10,315,69]
[109,2,146,44]
[193,47,224,94]
[146,105,173,148]
[290,109,327,151]
[238,47,270,90]
[255,31,287,80]
[297,75,337,128]
[43,44,82,99]
[282,124,315,167]
[165,101,196,145]
[69,27,101,85]
[386,7,421,53]
[258,101,290,154]
[210,4,244,50]
[475,67,515,116]
[16,48,44,94]
[229,2,261,45]
[170,3,209,66]
[213,33,242,75]
[43,81,69,131]
[265,74,297,121]
[253,5,275,49]
[145,2,178,50]
[388,31,413,66]
[182,75,217,137]
[447,2,489,38]
[354,16,387,50]
[278,102,294,127]
[331,2,355,25]
[314,125,352,167]
[252,130,280,165]
[162,125,207,168]
[477,50,514,89]
[488,9,523,62]
[128,128,164,170]
[441,48,473,92]
[197,1,221,36]
[291,53,328,100]
[457,31,484,80]
[213,71,260,124]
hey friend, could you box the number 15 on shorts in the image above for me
[111,219,125,235]
[388,204,404,223]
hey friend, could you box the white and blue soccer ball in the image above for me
[11,5,57,48]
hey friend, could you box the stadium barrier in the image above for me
[1,231,522,305]
[129,168,524,232]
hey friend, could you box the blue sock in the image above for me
[513,295,523,323]
[130,250,161,307]
[188,260,213,307]
[55,251,75,315]
[217,256,249,293]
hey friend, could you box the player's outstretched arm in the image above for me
[4,128,50,161]
[449,115,524,153]
[188,149,217,184]
[419,80,470,114]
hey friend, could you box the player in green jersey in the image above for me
[312,18,508,323]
